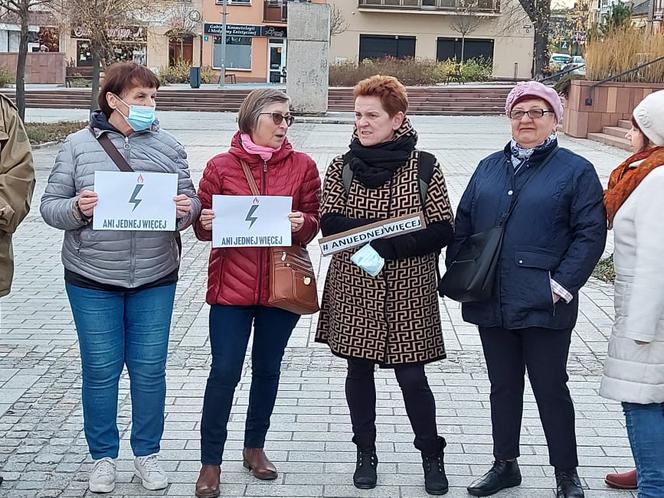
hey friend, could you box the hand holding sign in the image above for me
[199,208,214,231]
[174,194,192,218]
[77,190,98,218]
[288,211,304,233]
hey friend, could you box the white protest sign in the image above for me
[212,195,292,248]
[318,213,426,256]
[93,171,178,231]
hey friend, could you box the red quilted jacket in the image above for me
[194,132,321,306]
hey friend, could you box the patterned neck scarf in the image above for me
[510,133,557,172]
[605,146,664,227]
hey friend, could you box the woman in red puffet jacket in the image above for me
[192,89,320,498]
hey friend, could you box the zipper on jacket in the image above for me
[382,177,395,364]
[257,161,268,304]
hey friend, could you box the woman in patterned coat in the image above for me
[315,75,454,496]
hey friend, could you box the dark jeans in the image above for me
[479,326,578,469]
[623,402,664,498]
[200,305,299,465]
[346,357,440,456]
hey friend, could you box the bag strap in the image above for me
[417,151,436,209]
[93,128,134,172]
[240,160,261,196]
[499,146,559,227]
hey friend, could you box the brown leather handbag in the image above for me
[240,161,319,315]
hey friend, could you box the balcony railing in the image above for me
[264,0,287,22]
[358,0,500,13]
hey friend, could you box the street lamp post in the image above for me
[218,0,228,87]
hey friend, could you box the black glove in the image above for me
[370,235,416,261]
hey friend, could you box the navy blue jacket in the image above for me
[447,141,607,330]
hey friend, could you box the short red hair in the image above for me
[353,75,408,117]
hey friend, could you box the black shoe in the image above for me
[556,468,584,498]
[422,437,449,495]
[353,446,378,489]
[467,460,522,497]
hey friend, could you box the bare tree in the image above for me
[0,0,53,120]
[53,0,151,110]
[494,0,554,77]
[329,3,348,37]
[518,0,554,77]
[449,0,485,63]
[163,1,200,61]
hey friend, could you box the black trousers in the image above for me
[345,357,440,456]
[479,326,578,470]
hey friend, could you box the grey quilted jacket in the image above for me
[40,112,201,288]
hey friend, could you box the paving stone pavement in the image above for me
[0,110,638,498]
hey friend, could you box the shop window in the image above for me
[359,35,415,61]
[436,37,494,62]
[213,36,252,70]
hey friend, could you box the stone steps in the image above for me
[586,119,632,151]
[1,86,512,115]
[587,131,631,150]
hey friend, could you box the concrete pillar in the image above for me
[287,2,330,115]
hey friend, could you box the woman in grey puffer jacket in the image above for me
[40,63,200,494]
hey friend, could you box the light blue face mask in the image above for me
[116,95,156,131]
[351,243,385,277]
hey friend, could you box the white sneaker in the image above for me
[89,457,116,493]
[134,453,169,490]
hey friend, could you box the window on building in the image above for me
[359,35,416,60]
[436,37,494,62]
[213,36,252,70]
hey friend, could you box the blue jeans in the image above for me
[200,305,299,465]
[66,282,176,460]
[623,402,664,498]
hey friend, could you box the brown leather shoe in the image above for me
[242,447,278,480]
[605,469,637,490]
[195,464,221,498]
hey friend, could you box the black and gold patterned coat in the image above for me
[315,126,454,367]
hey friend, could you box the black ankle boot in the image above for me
[421,437,448,495]
[467,460,522,497]
[555,468,584,498]
[353,446,377,489]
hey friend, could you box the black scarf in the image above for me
[347,118,418,189]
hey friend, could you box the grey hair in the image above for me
[237,89,291,134]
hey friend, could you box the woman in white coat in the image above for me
[600,90,664,498]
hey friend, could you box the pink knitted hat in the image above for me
[505,81,564,123]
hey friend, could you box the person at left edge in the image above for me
[40,62,201,494]
[0,92,35,490]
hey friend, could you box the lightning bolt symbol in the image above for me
[129,184,143,212]
[245,204,259,229]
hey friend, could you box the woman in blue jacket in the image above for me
[448,82,606,498]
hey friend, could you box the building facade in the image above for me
[198,0,325,83]
[328,0,535,79]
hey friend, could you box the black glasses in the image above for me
[259,112,294,127]
[509,109,555,120]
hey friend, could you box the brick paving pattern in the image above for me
[0,110,635,497]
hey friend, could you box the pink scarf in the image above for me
[240,133,278,162]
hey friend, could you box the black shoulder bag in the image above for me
[93,129,182,254]
[438,147,559,303]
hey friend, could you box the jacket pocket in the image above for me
[514,250,559,311]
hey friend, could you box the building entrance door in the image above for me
[268,39,286,83]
